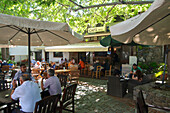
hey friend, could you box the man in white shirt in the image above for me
[11,74,41,113]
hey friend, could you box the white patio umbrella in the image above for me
[110,0,170,45]
[0,13,83,72]
[110,0,170,84]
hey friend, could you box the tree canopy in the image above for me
[0,0,151,34]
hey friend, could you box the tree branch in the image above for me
[56,6,63,14]
[69,0,84,8]
[72,1,154,11]
[94,12,103,19]
[105,5,116,21]
[2,4,7,13]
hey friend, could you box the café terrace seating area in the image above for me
[0,63,169,113]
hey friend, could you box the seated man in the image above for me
[12,64,35,86]
[128,63,142,79]
[34,61,42,69]
[92,60,101,72]
[11,74,41,113]
[41,69,62,96]
[101,60,109,73]
[78,59,85,70]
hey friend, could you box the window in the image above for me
[53,52,63,57]
[94,52,107,57]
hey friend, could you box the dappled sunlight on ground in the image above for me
[63,77,135,113]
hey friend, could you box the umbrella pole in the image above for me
[162,45,168,84]
[28,28,31,74]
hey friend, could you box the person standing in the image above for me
[11,74,41,113]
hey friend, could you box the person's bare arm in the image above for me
[130,71,133,74]
[132,75,138,80]
[41,78,45,91]
[10,80,17,99]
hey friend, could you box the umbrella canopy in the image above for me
[0,14,82,46]
[110,0,170,45]
[0,13,83,72]
[100,35,150,47]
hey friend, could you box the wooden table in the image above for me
[55,69,71,75]
[0,89,18,113]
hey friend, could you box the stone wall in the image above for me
[138,46,164,63]
[133,82,170,108]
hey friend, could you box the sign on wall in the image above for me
[88,26,106,33]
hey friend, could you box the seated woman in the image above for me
[78,59,85,70]
[127,70,143,94]
[132,70,143,82]
[51,62,56,69]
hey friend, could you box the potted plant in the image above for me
[7,60,15,69]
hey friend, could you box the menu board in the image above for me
[129,56,137,65]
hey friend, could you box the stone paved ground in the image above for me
[63,77,167,113]
[64,77,136,113]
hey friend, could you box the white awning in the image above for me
[45,42,108,52]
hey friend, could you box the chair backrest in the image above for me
[0,80,8,91]
[136,90,148,113]
[96,66,101,71]
[109,65,112,71]
[61,84,77,104]
[1,65,10,72]
[34,94,60,113]
[57,74,67,87]
[32,69,40,74]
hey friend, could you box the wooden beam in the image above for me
[73,1,154,11]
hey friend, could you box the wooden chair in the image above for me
[58,84,77,113]
[32,68,40,77]
[70,70,79,84]
[83,65,88,76]
[87,65,92,77]
[0,80,9,91]
[34,94,60,113]
[1,65,10,74]
[105,65,112,76]
[136,90,170,113]
[57,74,67,87]
[92,66,101,79]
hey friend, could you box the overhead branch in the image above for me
[2,4,7,13]
[69,0,84,8]
[94,12,103,19]
[105,5,116,21]
[72,1,154,11]
[57,2,70,9]
[56,6,63,14]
